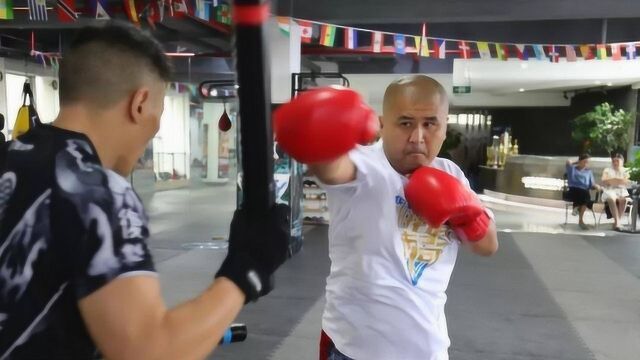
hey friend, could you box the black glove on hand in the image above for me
[215,203,291,303]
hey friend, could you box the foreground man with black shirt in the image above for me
[0,22,289,359]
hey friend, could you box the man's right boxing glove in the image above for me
[273,86,379,163]
[404,166,491,242]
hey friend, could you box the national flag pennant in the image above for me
[344,27,357,49]
[320,24,336,47]
[418,36,429,57]
[494,43,507,60]
[580,45,594,60]
[596,44,607,60]
[514,44,528,60]
[532,45,545,60]
[458,41,471,59]
[412,36,420,54]
[626,43,637,60]
[297,20,312,43]
[157,0,165,22]
[167,0,174,17]
[195,0,210,21]
[477,42,491,59]
[123,0,139,23]
[0,0,14,19]
[28,0,48,21]
[276,16,290,36]
[57,0,77,22]
[565,45,577,62]
[547,45,560,62]
[172,0,190,16]
[433,39,446,59]
[419,23,429,57]
[372,31,383,53]
[140,0,161,28]
[610,44,622,60]
[394,34,406,54]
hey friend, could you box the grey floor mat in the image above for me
[447,233,594,360]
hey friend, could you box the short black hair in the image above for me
[579,153,591,161]
[59,21,172,108]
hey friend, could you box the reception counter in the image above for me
[479,155,612,200]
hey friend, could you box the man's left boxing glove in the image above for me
[215,204,291,303]
[404,166,491,242]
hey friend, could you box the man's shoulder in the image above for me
[53,136,143,220]
[431,157,466,179]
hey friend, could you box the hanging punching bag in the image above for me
[218,103,232,132]
[12,81,42,139]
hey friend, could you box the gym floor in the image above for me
[145,182,640,360]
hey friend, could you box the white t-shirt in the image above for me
[321,142,470,360]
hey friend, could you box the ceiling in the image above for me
[276,0,640,24]
[1,0,640,96]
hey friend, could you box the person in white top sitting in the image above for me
[601,153,631,230]
[273,75,499,360]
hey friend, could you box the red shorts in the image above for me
[319,330,332,360]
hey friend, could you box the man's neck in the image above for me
[53,106,118,172]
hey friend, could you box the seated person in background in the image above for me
[601,153,631,230]
[566,154,601,230]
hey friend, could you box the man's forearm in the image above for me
[308,155,356,185]
[89,277,245,360]
[155,278,245,360]
[467,222,498,256]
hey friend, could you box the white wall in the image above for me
[153,92,190,179]
[34,76,60,123]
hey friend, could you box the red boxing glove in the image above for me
[273,86,379,163]
[404,166,491,242]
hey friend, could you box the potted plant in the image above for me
[572,102,634,155]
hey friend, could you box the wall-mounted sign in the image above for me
[453,86,471,94]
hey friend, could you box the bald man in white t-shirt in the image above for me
[274,75,499,360]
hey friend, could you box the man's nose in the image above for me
[409,126,425,144]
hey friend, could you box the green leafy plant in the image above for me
[572,102,634,155]
[629,150,640,182]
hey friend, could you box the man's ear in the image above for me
[129,88,150,124]
[378,115,384,129]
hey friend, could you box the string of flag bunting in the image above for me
[277,17,640,62]
[0,0,232,27]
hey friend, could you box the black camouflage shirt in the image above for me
[0,125,155,359]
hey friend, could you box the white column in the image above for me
[267,17,301,103]
[202,102,228,184]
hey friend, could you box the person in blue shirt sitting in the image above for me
[566,154,602,229]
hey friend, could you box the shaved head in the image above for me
[59,21,171,109]
[383,75,448,116]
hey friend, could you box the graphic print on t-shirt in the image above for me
[396,196,451,285]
